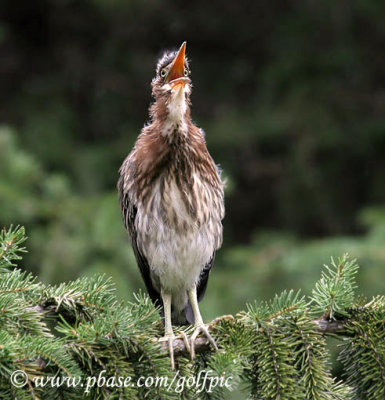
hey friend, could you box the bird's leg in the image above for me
[187,285,218,360]
[160,291,176,369]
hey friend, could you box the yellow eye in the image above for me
[160,68,167,78]
[184,67,189,77]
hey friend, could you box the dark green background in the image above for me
[1,0,385,342]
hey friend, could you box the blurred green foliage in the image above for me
[0,126,139,297]
[0,0,384,328]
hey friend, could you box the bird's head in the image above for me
[151,42,192,126]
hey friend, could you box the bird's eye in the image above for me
[184,67,189,77]
[160,68,167,78]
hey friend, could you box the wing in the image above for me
[197,253,215,302]
[118,175,161,307]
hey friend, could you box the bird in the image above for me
[117,42,224,368]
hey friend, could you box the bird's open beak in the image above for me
[166,42,187,88]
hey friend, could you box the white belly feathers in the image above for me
[135,175,221,296]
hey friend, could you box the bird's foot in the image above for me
[159,332,176,369]
[159,331,191,369]
[190,322,218,360]
[177,330,191,354]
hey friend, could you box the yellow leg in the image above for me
[187,285,218,359]
[160,291,175,369]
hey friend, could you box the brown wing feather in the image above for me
[118,177,161,307]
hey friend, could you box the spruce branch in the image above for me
[0,225,27,268]
[310,254,358,319]
[313,317,346,334]
[339,301,385,399]
[156,316,348,357]
[0,226,384,399]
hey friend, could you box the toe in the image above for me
[167,335,175,369]
[201,325,218,350]
[177,330,191,354]
[189,323,218,360]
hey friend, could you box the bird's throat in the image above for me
[168,86,187,121]
[162,85,189,136]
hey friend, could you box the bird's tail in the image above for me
[183,301,195,325]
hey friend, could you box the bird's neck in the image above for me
[151,87,192,139]
[166,85,189,122]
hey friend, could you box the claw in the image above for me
[177,330,191,354]
[159,332,176,369]
[190,323,218,360]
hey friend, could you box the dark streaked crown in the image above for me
[156,50,190,78]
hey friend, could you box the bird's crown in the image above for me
[154,42,190,82]
[156,50,190,78]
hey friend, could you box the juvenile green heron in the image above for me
[118,42,224,368]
